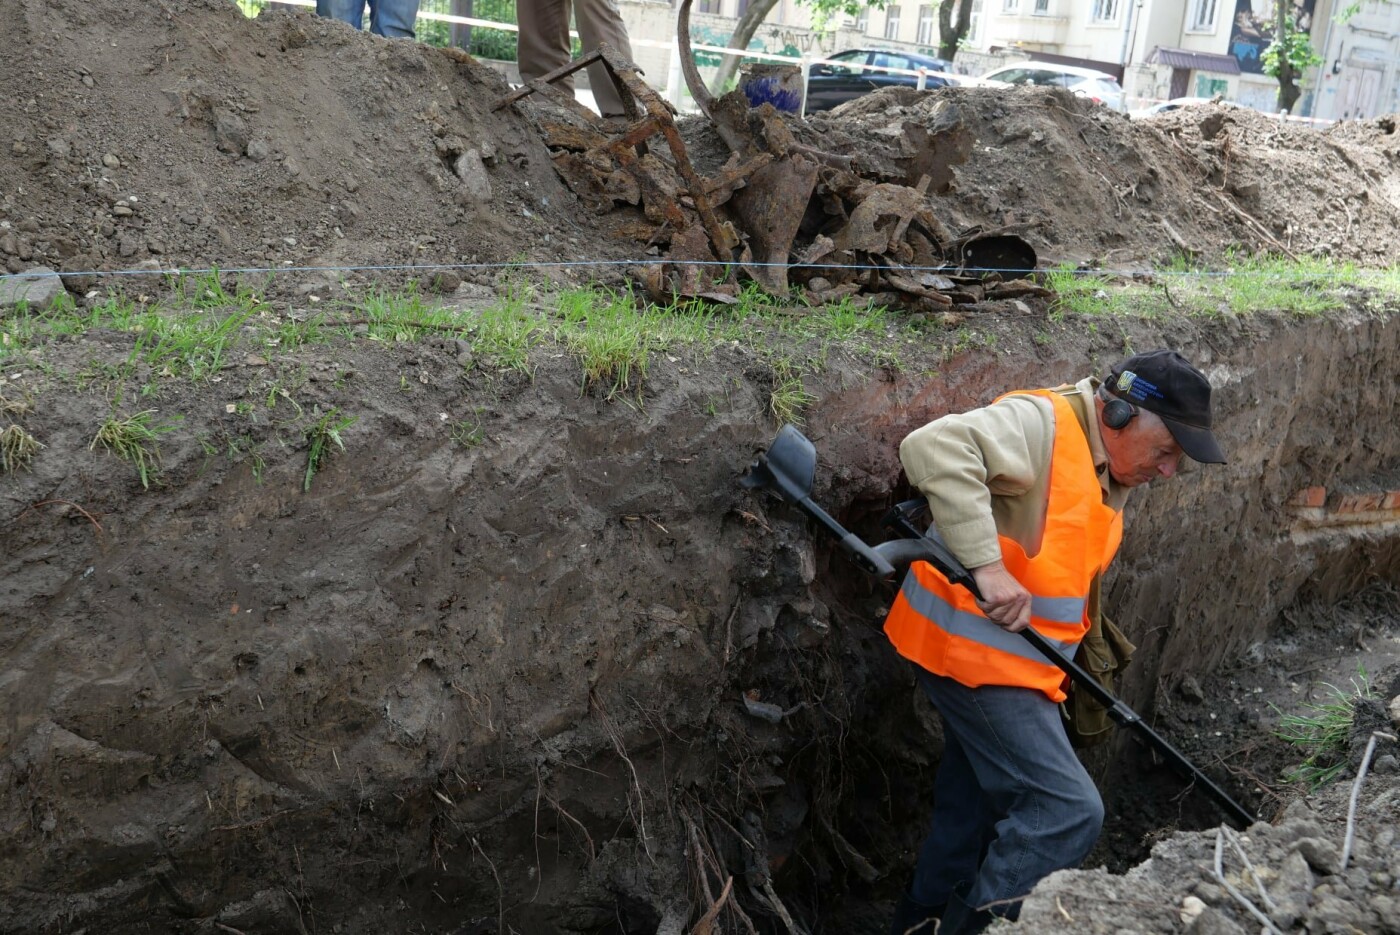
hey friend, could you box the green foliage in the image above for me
[409,0,520,60]
[90,410,180,489]
[1043,254,1366,320]
[469,281,543,374]
[1273,667,1374,789]
[450,417,484,448]
[303,408,356,492]
[808,0,888,31]
[1334,2,1362,24]
[1261,15,1323,79]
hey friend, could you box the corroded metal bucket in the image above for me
[739,62,803,114]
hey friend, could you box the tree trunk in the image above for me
[450,0,473,50]
[937,0,974,63]
[712,0,782,97]
[1275,0,1299,113]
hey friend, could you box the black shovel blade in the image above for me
[742,425,895,578]
[740,424,815,503]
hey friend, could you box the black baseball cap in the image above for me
[1106,349,1226,464]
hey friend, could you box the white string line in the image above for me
[2,260,1394,284]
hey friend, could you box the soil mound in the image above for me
[0,0,624,290]
[808,87,1400,268]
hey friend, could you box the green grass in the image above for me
[1043,254,1384,321]
[355,284,464,343]
[130,305,254,382]
[1046,264,1115,318]
[172,269,268,314]
[1272,666,1374,789]
[768,356,815,426]
[303,408,356,492]
[90,410,180,489]
[557,288,652,398]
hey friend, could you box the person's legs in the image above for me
[917,671,1103,918]
[368,0,419,38]
[516,0,576,93]
[316,0,367,29]
[571,0,634,116]
[908,721,996,908]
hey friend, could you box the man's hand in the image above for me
[970,561,1032,632]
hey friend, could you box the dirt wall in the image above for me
[3,304,1398,933]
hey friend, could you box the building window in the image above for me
[1002,0,1019,11]
[884,5,902,39]
[917,5,936,44]
[1033,0,1050,13]
[855,6,869,32]
[1091,0,1118,22]
[969,0,984,43]
[1189,0,1217,31]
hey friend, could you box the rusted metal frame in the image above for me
[492,49,606,117]
[598,45,738,259]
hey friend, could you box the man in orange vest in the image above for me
[885,349,1226,935]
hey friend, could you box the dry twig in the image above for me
[1223,825,1276,913]
[1342,731,1398,871]
[1213,830,1283,935]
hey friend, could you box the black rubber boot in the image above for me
[936,887,995,935]
[888,891,945,935]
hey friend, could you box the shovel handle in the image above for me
[881,500,1256,828]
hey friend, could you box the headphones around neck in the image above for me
[1100,388,1138,430]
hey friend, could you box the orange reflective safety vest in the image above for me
[883,390,1124,702]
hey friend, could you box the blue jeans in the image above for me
[911,670,1103,916]
[316,0,419,38]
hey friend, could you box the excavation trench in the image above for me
[3,302,1398,934]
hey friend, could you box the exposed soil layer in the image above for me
[4,2,1400,934]
[4,300,1399,934]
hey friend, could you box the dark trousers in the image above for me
[910,669,1104,916]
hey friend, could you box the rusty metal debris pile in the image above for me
[492,10,1045,311]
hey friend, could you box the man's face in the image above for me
[1103,409,1183,487]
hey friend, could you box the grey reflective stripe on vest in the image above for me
[1031,594,1087,625]
[900,574,1079,664]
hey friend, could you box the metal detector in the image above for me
[740,424,1256,829]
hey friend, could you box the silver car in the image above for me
[975,62,1126,112]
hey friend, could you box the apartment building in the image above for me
[633,0,1397,118]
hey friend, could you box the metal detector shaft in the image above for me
[883,500,1256,829]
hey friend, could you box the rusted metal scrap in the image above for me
[498,3,1046,312]
[493,43,738,266]
[729,154,819,294]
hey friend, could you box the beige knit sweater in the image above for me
[898,377,1129,570]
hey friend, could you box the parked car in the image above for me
[1128,96,1218,119]
[974,62,1126,112]
[805,49,955,113]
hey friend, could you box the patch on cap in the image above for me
[1115,369,1164,404]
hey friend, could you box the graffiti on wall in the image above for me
[688,22,836,68]
[1228,0,1315,75]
